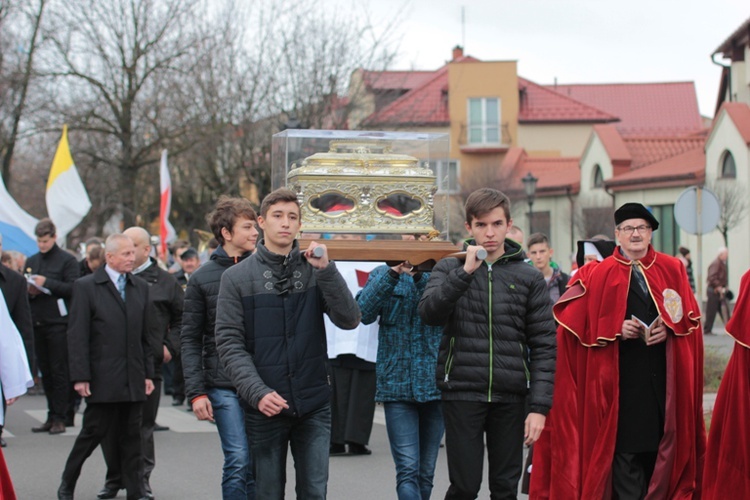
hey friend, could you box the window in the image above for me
[468,98,501,145]
[428,160,460,194]
[529,211,551,240]
[649,205,679,256]
[721,150,736,178]
[593,165,604,188]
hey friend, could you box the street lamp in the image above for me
[522,172,538,234]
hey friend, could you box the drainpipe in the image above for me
[566,186,575,256]
[711,52,732,104]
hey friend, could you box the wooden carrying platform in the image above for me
[298,239,465,270]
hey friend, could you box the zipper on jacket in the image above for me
[487,262,493,402]
[444,337,456,382]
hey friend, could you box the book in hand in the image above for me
[631,314,661,342]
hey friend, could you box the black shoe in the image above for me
[154,423,170,432]
[58,481,75,500]
[171,398,184,406]
[347,443,372,455]
[0,437,6,448]
[329,443,348,456]
[49,421,66,435]
[33,420,54,433]
[96,486,121,499]
[64,417,75,427]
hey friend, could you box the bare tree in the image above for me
[573,202,615,240]
[39,0,208,227]
[0,0,47,189]
[707,180,748,247]
[271,0,399,130]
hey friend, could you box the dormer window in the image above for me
[468,98,500,145]
[721,150,736,178]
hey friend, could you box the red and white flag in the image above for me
[159,150,176,258]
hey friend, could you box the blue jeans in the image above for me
[384,401,445,500]
[245,403,331,500]
[208,388,255,500]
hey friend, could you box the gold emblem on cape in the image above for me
[662,289,683,322]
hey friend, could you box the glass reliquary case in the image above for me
[271,130,463,267]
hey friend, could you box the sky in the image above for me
[354,0,749,118]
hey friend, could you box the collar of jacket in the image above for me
[211,245,252,268]
[613,244,656,270]
[256,239,300,267]
[462,238,524,263]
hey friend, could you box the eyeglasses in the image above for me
[617,225,651,235]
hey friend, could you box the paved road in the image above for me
[3,393,497,499]
[3,324,733,499]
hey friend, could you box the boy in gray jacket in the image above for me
[216,188,360,499]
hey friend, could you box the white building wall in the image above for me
[699,110,750,301]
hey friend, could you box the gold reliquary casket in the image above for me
[288,139,436,234]
[271,130,461,267]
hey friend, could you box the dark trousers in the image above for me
[704,289,729,333]
[330,365,376,446]
[612,451,657,500]
[34,324,73,422]
[163,356,185,401]
[442,400,525,500]
[102,380,161,493]
[61,401,145,500]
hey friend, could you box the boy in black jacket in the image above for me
[419,188,556,499]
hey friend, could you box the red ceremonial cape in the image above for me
[530,246,705,499]
[703,269,750,499]
[0,446,16,500]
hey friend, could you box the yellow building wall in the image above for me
[448,61,519,181]
[518,123,596,157]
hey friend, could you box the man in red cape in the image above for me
[530,203,705,499]
[703,268,750,498]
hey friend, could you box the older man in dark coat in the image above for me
[57,234,154,500]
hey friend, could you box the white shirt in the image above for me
[104,264,126,288]
[0,292,34,425]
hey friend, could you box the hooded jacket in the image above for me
[181,246,250,402]
[418,238,556,414]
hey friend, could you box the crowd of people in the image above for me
[0,187,745,499]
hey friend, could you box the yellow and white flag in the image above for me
[45,125,91,241]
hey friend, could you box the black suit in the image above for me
[61,267,153,500]
[613,268,667,498]
[26,244,79,424]
[102,259,183,494]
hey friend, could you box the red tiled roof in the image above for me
[518,77,617,123]
[363,67,450,127]
[502,148,580,195]
[361,70,436,91]
[623,136,706,170]
[718,102,750,145]
[714,16,750,55]
[593,124,631,164]
[548,82,704,136]
[606,146,705,191]
[362,56,479,127]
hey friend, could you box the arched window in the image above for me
[593,164,604,188]
[721,150,736,179]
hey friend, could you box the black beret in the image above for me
[614,203,659,231]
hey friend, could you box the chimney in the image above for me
[452,45,464,61]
